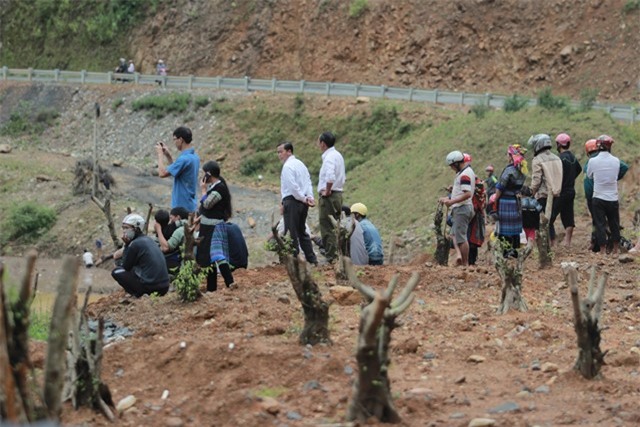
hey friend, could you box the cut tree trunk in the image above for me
[333,215,355,283]
[434,202,450,266]
[272,226,331,345]
[345,261,419,423]
[536,198,553,268]
[91,193,120,249]
[562,263,608,379]
[493,243,532,314]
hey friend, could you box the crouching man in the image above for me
[112,214,170,297]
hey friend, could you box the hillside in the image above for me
[2,0,640,102]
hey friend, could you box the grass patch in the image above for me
[112,98,125,111]
[349,0,369,18]
[0,101,59,136]
[503,94,529,113]
[29,308,51,341]
[132,93,192,119]
[253,386,288,399]
[537,87,569,110]
[194,96,210,109]
[1,202,57,244]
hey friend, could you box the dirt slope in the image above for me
[130,0,640,101]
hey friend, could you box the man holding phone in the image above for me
[156,126,200,212]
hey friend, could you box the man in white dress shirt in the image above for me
[277,141,318,264]
[316,131,346,263]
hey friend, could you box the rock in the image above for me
[355,96,370,103]
[247,217,256,228]
[408,387,431,395]
[116,395,136,413]
[468,418,496,427]
[461,313,479,322]
[530,320,544,331]
[454,375,466,384]
[618,254,635,263]
[487,401,519,414]
[467,354,485,363]
[161,389,170,400]
[112,159,124,167]
[515,390,531,398]
[535,385,550,394]
[304,380,321,391]
[216,153,227,162]
[423,352,437,360]
[36,174,54,182]
[259,396,280,415]
[344,365,354,375]
[165,417,183,427]
[329,285,362,305]
[450,412,465,419]
[0,144,12,153]
[541,362,558,373]
[287,411,303,420]
[277,295,290,304]
[531,360,541,371]
[395,337,419,354]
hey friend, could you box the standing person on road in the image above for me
[552,133,582,247]
[528,133,563,244]
[111,214,170,297]
[316,131,346,263]
[277,141,318,265]
[156,126,200,212]
[489,145,527,257]
[587,135,626,256]
[438,150,476,266]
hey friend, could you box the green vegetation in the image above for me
[2,202,57,244]
[0,0,159,70]
[29,308,51,341]
[173,260,209,302]
[580,88,599,112]
[349,0,369,18]
[537,87,569,110]
[194,96,210,109]
[470,101,491,119]
[112,98,125,111]
[623,0,640,13]
[132,93,192,119]
[503,94,529,113]
[253,386,288,398]
[0,101,59,136]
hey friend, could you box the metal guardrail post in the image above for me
[380,85,386,98]
[299,79,305,93]
[434,89,439,103]
[188,75,194,90]
[355,83,360,97]
[460,92,465,105]
[271,78,276,94]
[632,108,636,124]
[54,69,60,82]
[408,87,414,102]
[106,72,111,84]
[134,72,139,84]
[486,93,492,106]
[162,76,167,88]
[2,66,6,80]
[81,70,86,84]
[107,71,113,84]
[216,76,221,89]
[28,68,33,81]
[326,82,330,96]
[245,76,250,91]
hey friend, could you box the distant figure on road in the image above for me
[156,59,167,76]
[127,60,135,74]
[115,57,127,74]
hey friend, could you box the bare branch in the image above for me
[345,259,376,301]
[391,272,420,309]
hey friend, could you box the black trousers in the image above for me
[283,197,317,264]
[111,268,169,298]
[592,198,620,249]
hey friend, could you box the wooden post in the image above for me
[346,261,419,423]
[434,202,450,266]
[562,263,608,379]
[493,243,532,314]
[536,198,553,268]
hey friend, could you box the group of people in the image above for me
[111,126,249,297]
[276,133,384,267]
[442,132,630,266]
[114,58,135,74]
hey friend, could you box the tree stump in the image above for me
[272,226,331,345]
[434,202,450,266]
[561,263,608,379]
[345,261,419,423]
[536,199,553,268]
[493,241,532,314]
[332,215,355,283]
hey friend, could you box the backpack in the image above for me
[226,222,248,269]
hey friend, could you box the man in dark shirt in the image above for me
[552,133,582,247]
[112,214,170,297]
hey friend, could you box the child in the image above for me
[520,186,542,249]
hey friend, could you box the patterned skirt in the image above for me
[497,196,522,237]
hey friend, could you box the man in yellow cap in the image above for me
[350,203,384,265]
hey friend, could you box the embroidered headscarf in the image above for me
[508,144,528,175]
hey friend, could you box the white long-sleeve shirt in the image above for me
[280,155,314,202]
[586,151,620,202]
[317,146,346,194]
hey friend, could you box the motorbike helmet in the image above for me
[528,134,552,155]
[122,214,145,231]
[596,134,614,151]
[350,203,368,217]
[463,153,472,163]
[584,139,598,155]
[485,165,494,172]
[445,150,464,166]
[555,133,571,148]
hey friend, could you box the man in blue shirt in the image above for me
[156,126,200,212]
[350,203,384,265]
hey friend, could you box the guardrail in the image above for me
[2,66,638,123]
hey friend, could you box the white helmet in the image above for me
[528,134,552,155]
[122,214,145,230]
[445,150,464,166]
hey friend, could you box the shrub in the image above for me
[623,0,640,13]
[131,93,192,119]
[579,88,599,112]
[503,94,529,113]
[349,0,368,18]
[112,98,124,111]
[537,87,568,110]
[470,101,490,119]
[3,202,57,243]
[173,260,209,303]
[194,96,210,109]
[240,152,277,176]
